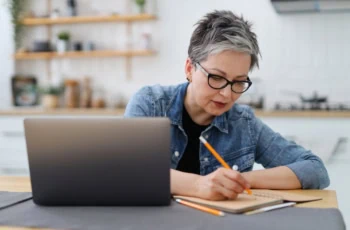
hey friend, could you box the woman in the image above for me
[124,10,330,201]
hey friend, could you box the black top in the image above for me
[176,106,209,174]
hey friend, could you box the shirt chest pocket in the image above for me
[205,146,255,174]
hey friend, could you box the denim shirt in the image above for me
[124,82,330,189]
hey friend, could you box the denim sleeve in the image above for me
[251,113,330,189]
[124,87,154,117]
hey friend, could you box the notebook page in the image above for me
[251,189,322,202]
[174,194,283,214]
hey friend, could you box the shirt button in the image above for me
[174,151,180,157]
[204,157,209,162]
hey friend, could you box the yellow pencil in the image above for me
[175,199,225,217]
[199,136,252,195]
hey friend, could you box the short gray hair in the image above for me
[188,10,261,71]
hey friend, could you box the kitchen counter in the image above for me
[1,108,350,118]
[254,110,350,118]
[0,108,125,116]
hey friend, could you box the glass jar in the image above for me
[64,79,79,108]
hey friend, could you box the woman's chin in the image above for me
[206,107,229,117]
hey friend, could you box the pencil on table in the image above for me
[175,199,225,217]
[199,136,252,195]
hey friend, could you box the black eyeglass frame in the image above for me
[195,62,252,94]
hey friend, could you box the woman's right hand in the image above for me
[193,167,250,201]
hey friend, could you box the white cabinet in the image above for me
[327,160,350,227]
[0,117,28,175]
[0,114,117,175]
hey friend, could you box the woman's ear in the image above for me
[184,58,194,82]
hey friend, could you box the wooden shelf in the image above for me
[17,9,158,79]
[14,50,156,60]
[21,14,157,26]
[0,108,125,116]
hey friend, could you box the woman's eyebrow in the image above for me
[208,68,248,79]
[208,68,227,76]
[235,75,249,79]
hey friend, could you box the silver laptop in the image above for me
[24,117,171,206]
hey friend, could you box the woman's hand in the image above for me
[193,167,250,200]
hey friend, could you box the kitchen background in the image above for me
[1,0,350,110]
[0,0,350,227]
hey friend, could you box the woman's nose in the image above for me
[219,84,232,98]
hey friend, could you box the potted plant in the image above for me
[57,31,70,53]
[7,0,27,50]
[135,0,146,14]
[39,85,64,109]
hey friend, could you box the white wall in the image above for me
[0,0,14,108]
[2,0,350,108]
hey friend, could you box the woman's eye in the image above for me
[211,76,223,81]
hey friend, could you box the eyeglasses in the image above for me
[195,62,252,94]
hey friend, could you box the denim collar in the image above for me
[165,82,229,134]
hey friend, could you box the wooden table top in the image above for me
[0,176,339,230]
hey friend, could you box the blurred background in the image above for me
[0,0,349,226]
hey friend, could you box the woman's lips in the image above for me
[213,101,226,108]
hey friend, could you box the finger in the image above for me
[223,168,250,189]
[216,173,245,194]
[214,184,238,200]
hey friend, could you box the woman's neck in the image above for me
[184,85,214,126]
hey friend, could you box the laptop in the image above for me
[24,117,171,206]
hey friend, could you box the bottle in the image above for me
[80,77,92,108]
[91,87,106,108]
[67,0,77,17]
[64,79,79,108]
[140,33,152,50]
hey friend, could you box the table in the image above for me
[0,176,341,230]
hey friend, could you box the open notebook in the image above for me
[174,189,322,214]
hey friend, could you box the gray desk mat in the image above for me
[0,198,346,230]
[0,191,32,210]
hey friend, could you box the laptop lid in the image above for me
[24,117,171,206]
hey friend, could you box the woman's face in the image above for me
[186,50,251,117]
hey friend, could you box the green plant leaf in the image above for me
[135,0,146,6]
[7,0,27,49]
[57,31,71,40]
[39,84,64,96]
